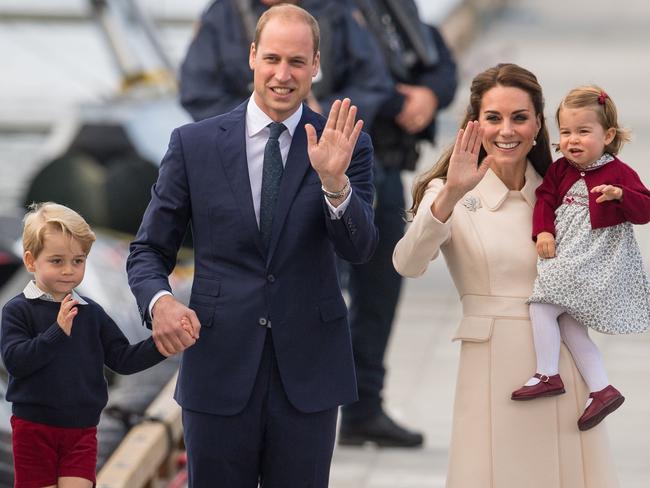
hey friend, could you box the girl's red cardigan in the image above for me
[532,156,650,239]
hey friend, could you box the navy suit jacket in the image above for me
[127,101,377,415]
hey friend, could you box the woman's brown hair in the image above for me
[409,63,553,216]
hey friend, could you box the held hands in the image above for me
[180,316,194,336]
[151,295,200,357]
[591,184,623,203]
[395,84,438,134]
[536,232,556,259]
[306,98,363,192]
[57,294,78,336]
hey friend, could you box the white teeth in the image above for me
[495,142,518,149]
[272,87,291,95]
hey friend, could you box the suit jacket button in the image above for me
[267,274,276,283]
[259,317,268,326]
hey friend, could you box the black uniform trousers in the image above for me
[341,165,405,421]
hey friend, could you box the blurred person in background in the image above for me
[337,0,457,448]
[179,0,391,124]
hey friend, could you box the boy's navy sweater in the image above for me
[0,294,166,428]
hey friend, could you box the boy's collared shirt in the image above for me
[23,281,87,305]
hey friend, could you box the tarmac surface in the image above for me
[329,1,650,487]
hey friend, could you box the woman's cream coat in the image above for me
[393,164,618,488]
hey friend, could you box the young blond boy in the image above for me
[1,202,166,488]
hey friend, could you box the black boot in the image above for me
[338,411,424,448]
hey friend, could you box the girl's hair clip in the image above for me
[597,91,608,105]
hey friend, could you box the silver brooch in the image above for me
[462,195,482,212]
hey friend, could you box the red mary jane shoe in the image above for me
[578,385,625,431]
[511,373,566,401]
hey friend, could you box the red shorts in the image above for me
[11,416,97,488]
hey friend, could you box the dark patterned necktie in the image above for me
[259,122,287,249]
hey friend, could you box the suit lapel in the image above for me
[266,108,318,263]
[218,104,266,257]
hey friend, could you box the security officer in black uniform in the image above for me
[338,0,457,448]
[179,0,391,125]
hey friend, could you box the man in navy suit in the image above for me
[126,4,377,487]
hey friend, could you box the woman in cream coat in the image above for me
[393,64,618,487]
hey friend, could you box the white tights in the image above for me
[528,302,609,392]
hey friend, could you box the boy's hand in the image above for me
[536,232,556,259]
[57,294,78,336]
[180,316,196,339]
[591,184,623,203]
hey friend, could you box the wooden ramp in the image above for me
[96,373,186,488]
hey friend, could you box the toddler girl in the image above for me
[511,86,650,431]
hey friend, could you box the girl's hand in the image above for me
[446,121,491,195]
[591,184,623,203]
[536,232,556,259]
[57,294,78,336]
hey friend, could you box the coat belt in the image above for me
[461,294,530,319]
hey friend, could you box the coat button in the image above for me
[258,317,268,326]
[580,172,585,176]
[267,274,275,283]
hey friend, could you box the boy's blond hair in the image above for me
[22,202,96,257]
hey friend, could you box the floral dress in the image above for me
[529,154,650,334]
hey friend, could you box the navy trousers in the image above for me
[341,166,405,421]
[183,332,338,488]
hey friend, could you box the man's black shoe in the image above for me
[338,411,424,448]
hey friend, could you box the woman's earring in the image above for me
[532,139,537,146]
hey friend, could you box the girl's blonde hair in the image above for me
[556,85,631,155]
[22,202,96,257]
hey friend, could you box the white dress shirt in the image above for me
[245,96,351,224]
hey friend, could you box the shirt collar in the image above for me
[23,280,87,305]
[246,95,303,138]
[566,152,614,172]
[476,161,541,211]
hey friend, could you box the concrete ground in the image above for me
[330,1,650,487]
